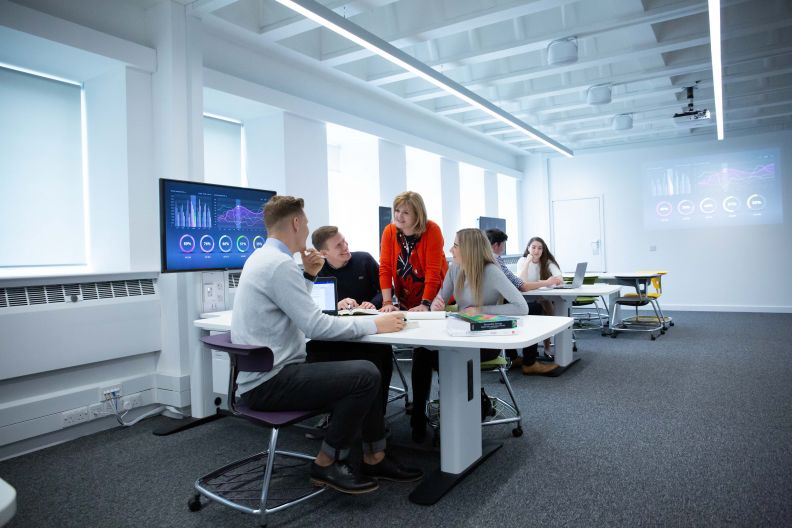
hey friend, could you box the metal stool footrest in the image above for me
[194,449,325,516]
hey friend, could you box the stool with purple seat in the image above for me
[189,332,326,527]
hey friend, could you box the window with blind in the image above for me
[0,66,85,269]
[203,115,244,187]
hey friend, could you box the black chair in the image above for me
[189,332,326,527]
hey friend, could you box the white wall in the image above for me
[548,130,792,312]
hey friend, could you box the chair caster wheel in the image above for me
[601,332,607,336]
[670,321,675,326]
[661,329,666,334]
[650,335,656,341]
[188,495,202,512]
[512,427,523,437]
[610,333,617,338]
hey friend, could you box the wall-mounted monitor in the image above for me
[159,178,276,272]
[478,216,507,252]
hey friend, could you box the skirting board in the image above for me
[0,372,190,459]
[635,305,792,313]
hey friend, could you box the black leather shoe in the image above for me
[361,455,423,482]
[310,461,378,494]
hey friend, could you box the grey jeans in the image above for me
[241,359,386,460]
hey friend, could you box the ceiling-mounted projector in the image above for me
[673,85,711,127]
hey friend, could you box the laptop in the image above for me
[310,276,338,315]
[555,262,588,289]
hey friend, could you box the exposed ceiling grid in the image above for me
[188,0,792,154]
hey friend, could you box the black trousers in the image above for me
[306,340,394,414]
[241,360,386,460]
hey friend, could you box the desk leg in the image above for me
[549,299,579,377]
[409,347,502,505]
[153,330,222,436]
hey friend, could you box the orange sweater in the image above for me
[379,220,448,309]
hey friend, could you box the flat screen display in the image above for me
[159,178,276,272]
[643,148,782,230]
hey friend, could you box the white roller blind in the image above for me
[203,116,243,187]
[0,67,85,268]
[459,162,486,229]
[327,123,380,256]
[405,146,443,231]
[497,173,519,253]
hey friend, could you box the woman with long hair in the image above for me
[379,191,448,312]
[518,236,563,359]
[518,236,564,290]
[410,228,528,442]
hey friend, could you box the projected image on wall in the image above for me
[643,148,782,229]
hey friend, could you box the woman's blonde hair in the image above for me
[455,228,496,307]
[392,191,428,235]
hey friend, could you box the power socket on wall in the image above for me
[62,407,90,427]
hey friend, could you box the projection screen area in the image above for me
[643,148,782,230]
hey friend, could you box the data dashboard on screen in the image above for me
[643,148,782,230]
[159,179,276,272]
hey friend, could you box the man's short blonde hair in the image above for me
[263,195,304,230]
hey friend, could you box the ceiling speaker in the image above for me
[587,84,612,105]
[612,114,633,131]
[546,38,578,66]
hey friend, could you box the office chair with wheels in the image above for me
[387,346,411,409]
[621,271,673,330]
[570,275,610,342]
[426,350,523,440]
[610,277,664,340]
[190,333,326,527]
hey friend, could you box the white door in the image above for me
[551,197,605,272]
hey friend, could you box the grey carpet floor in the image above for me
[1,311,791,527]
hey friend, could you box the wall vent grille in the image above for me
[228,272,241,289]
[0,278,158,309]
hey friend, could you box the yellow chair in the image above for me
[610,275,664,340]
[622,271,673,330]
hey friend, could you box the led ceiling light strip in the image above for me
[274,0,574,157]
[708,0,724,140]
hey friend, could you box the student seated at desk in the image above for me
[307,225,394,415]
[517,236,564,368]
[409,228,529,443]
[231,195,421,495]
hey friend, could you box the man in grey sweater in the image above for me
[231,195,421,495]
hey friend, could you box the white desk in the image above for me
[0,478,15,527]
[193,311,572,504]
[523,284,622,371]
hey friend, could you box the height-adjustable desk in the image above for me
[193,311,572,505]
[523,284,622,374]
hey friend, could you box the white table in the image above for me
[193,311,572,504]
[523,284,622,372]
[0,478,15,527]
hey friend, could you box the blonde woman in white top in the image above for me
[517,236,563,357]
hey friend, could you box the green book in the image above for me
[447,313,518,331]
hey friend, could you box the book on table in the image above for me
[446,313,520,336]
[337,307,380,316]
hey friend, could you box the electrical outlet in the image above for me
[88,402,108,418]
[121,394,141,411]
[62,406,90,427]
[100,385,122,402]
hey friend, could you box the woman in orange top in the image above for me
[379,191,448,312]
